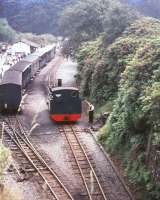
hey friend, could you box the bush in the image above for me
[100,17,160,199]
[0,145,9,179]
[0,145,20,200]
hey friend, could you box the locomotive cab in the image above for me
[49,87,82,122]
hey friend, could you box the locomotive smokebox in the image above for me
[57,79,62,87]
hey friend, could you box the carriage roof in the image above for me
[9,60,31,72]
[1,70,22,85]
[23,54,39,63]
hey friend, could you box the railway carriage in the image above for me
[35,50,47,69]
[48,87,82,122]
[0,60,34,112]
[24,54,40,76]
[0,43,56,113]
[34,45,56,68]
[0,70,22,112]
[43,45,56,62]
[10,60,32,88]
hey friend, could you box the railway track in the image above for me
[0,115,134,200]
[59,125,107,200]
[1,115,74,200]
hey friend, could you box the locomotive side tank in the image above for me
[0,70,22,112]
[49,87,82,122]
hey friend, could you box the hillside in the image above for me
[76,17,160,199]
[0,0,77,35]
[123,0,160,19]
[0,18,56,45]
[1,0,160,35]
[0,18,17,42]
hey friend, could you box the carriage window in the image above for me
[71,91,78,98]
[55,94,62,98]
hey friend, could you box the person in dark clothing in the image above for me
[88,104,94,124]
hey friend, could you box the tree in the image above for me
[121,0,160,19]
[0,18,17,42]
[1,0,77,35]
[102,1,139,44]
[59,0,104,53]
[59,0,138,51]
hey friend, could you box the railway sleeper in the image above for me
[8,146,19,151]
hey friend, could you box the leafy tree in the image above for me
[98,17,160,199]
[0,18,17,42]
[1,0,76,35]
[102,1,139,44]
[60,0,104,39]
[59,0,138,52]
[122,0,160,19]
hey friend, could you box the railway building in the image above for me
[11,39,40,55]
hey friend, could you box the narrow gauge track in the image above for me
[59,125,107,200]
[1,115,74,200]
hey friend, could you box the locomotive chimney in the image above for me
[57,79,62,87]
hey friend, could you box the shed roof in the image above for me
[20,39,40,48]
[1,70,22,85]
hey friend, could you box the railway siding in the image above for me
[1,116,74,200]
[59,125,108,200]
[0,113,134,200]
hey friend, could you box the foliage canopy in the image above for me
[59,0,138,49]
[76,16,160,199]
[0,19,17,42]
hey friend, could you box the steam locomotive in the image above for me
[48,86,82,122]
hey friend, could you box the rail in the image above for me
[59,125,107,200]
[2,115,74,200]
